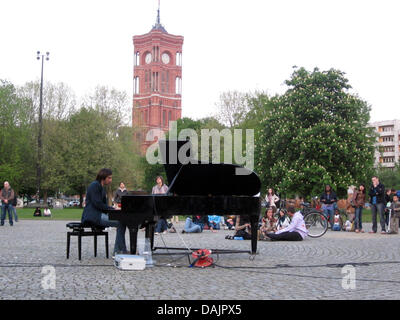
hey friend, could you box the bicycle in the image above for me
[300,202,329,238]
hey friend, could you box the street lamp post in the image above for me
[36,51,50,203]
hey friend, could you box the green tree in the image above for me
[256,67,376,198]
[375,164,400,190]
[0,80,35,194]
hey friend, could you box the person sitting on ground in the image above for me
[182,215,208,233]
[275,209,290,231]
[265,206,308,241]
[208,215,221,232]
[43,207,51,217]
[332,209,342,231]
[225,215,236,230]
[343,215,355,232]
[226,215,252,240]
[388,194,400,234]
[33,207,42,217]
[260,207,277,239]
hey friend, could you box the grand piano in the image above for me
[107,139,261,255]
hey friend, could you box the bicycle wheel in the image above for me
[304,211,328,238]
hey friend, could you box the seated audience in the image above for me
[275,210,290,231]
[43,207,51,217]
[266,206,308,241]
[208,215,221,232]
[182,215,208,233]
[228,215,252,240]
[332,209,342,231]
[260,207,276,239]
[225,215,236,230]
[33,207,42,217]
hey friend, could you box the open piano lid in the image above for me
[158,140,261,196]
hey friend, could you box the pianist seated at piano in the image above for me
[81,168,128,255]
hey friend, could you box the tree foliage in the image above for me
[255,67,376,198]
[0,80,35,193]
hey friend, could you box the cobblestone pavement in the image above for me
[0,220,399,300]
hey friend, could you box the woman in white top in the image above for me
[265,188,280,208]
[275,210,290,231]
[43,207,51,217]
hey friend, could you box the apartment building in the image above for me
[368,120,400,169]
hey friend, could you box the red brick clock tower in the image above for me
[132,6,184,153]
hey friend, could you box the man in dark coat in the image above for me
[81,168,127,255]
[368,176,386,234]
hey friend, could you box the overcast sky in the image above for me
[1,0,399,123]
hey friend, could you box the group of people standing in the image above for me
[319,176,400,234]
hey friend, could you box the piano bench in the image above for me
[66,222,109,260]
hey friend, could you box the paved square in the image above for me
[1,220,399,300]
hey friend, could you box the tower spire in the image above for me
[151,0,167,33]
[156,0,160,25]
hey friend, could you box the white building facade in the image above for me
[368,120,400,169]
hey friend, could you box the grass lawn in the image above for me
[16,208,83,220]
[15,207,376,223]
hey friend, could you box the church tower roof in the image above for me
[151,0,167,33]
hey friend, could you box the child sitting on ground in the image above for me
[332,209,342,231]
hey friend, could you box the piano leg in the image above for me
[128,227,138,254]
[250,215,258,255]
[145,222,155,251]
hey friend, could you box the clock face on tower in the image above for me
[145,53,152,64]
[161,53,170,64]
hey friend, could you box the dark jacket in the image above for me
[0,188,14,204]
[368,183,385,204]
[81,181,114,226]
[385,193,392,205]
[320,191,337,205]
[114,188,128,204]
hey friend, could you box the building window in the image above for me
[163,110,166,127]
[152,72,159,92]
[134,77,140,94]
[175,77,182,95]
[382,136,394,142]
[166,71,169,92]
[176,52,182,66]
[380,126,394,132]
[381,157,395,163]
[134,52,140,66]
[383,146,395,152]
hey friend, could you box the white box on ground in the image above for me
[114,255,146,270]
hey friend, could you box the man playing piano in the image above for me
[81,168,128,255]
